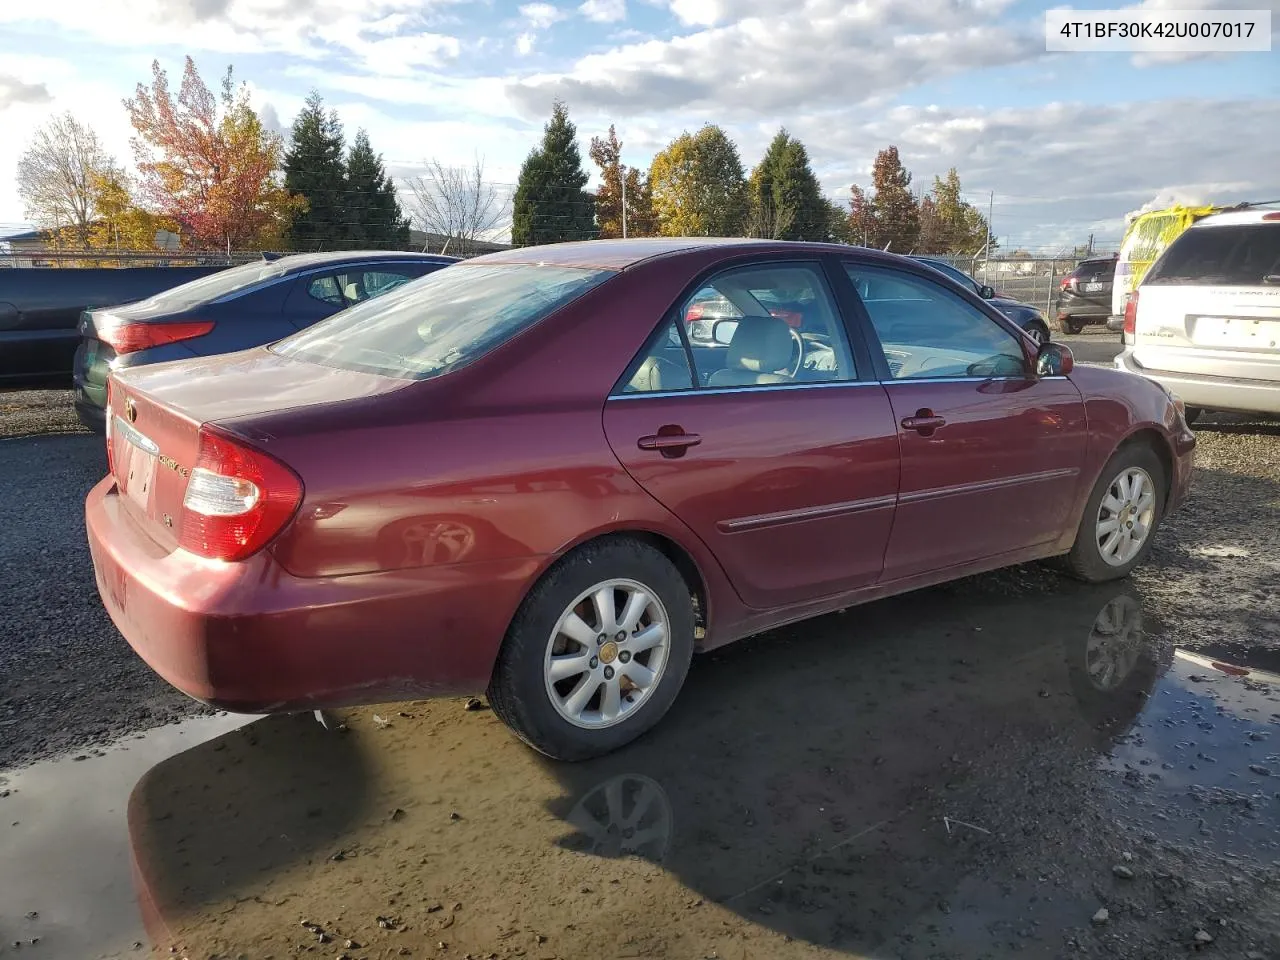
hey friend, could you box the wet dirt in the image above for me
[2,580,1277,960]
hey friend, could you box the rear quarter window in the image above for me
[272,262,614,379]
[1145,224,1280,286]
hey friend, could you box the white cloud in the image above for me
[507,0,1041,117]
[579,0,628,22]
[516,31,538,54]
[0,0,465,60]
[519,2,569,28]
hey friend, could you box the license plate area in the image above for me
[1192,316,1280,350]
[1083,282,1103,293]
[113,415,160,509]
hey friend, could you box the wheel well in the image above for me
[560,530,708,637]
[1119,428,1174,507]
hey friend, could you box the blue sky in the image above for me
[0,0,1275,249]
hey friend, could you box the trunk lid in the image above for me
[108,347,405,550]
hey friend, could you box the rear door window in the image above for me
[1146,224,1280,287]
[306,274,345,307]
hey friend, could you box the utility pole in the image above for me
[1087,232,1094,255]
[985,190,994,271]
[621,164,628,239]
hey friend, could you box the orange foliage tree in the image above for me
[124,57,301,250]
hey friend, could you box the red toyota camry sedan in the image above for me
[86,239,1195,759]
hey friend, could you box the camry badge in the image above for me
[157,455,189,478]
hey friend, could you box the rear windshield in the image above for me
[1145,224,1280,286]
[135,260,288,307]
[272,262,614,379]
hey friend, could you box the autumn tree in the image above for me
[868,145,919,252]
[405,156,507,255]
[125,57,301,250]
[16,113,114,248]
[747,129,825,241]
[512,101,595,245]
[283,90,347,249]
[589,124,656,238]
[343,129,410,248]
[649,124,747,237]
[847,185,876,247]
[87,168,176,250]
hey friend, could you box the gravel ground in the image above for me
[0,408,213,768]
[0,387,88,439]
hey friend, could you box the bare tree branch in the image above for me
[16,112,114,249]
[404,157,507,256]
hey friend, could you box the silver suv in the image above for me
[1115,210,1280,420]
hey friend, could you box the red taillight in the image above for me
[1262,212,1280,221]
[1060,275,1072,290]
[98,320,214,355]
[105,378,115,474]
[1123,290,1139,335]
[685,304,705,322]
[178,425,302,562]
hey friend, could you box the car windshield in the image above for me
[1145,223,1280,286]
[272,262,614,379]
[134,260,289,307]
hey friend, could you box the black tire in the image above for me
[1064,318,1084,335]
[1183,406,1203,425]
[487,537,695,761]
[1026,321,1050,346]
[1062,444,1166,583]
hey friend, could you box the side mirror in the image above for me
[979,284,996,299]
[1036,341,1074,377]
[712,319,738,345]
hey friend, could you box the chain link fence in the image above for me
[922,253,1110,316]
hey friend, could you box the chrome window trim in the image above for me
[609,374,1069,400]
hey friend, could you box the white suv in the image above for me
[1115,209,1280,420]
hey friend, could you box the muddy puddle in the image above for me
[2,581,1277,959]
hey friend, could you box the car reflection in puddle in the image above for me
[37,583,1280,958]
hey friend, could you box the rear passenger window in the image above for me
[617,319,696,394]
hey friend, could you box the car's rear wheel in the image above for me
[1063,318,1084,335]
[1183,406,1203,425]
[1061,444,1166,582]
[1025,321,1050,346]
[488,538,695,760]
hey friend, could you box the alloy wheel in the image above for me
[543,578,671,729]
[1095,467,1156,567]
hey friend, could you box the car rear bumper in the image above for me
[1114,350,1280,415]
[86,476,540,712]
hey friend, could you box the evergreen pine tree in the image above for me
[282,90,347,249]
[344,129,410,248]
[747,129,824,241]
[512,101,595,245]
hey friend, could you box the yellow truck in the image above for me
[1107,203,1236,329]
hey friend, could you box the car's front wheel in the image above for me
[1061,444,1166,582]
[488,538,695,760]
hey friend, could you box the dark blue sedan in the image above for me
[73,250,456,431]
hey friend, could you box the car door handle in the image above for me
[901,414,946,433]
[637,433,702,451]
